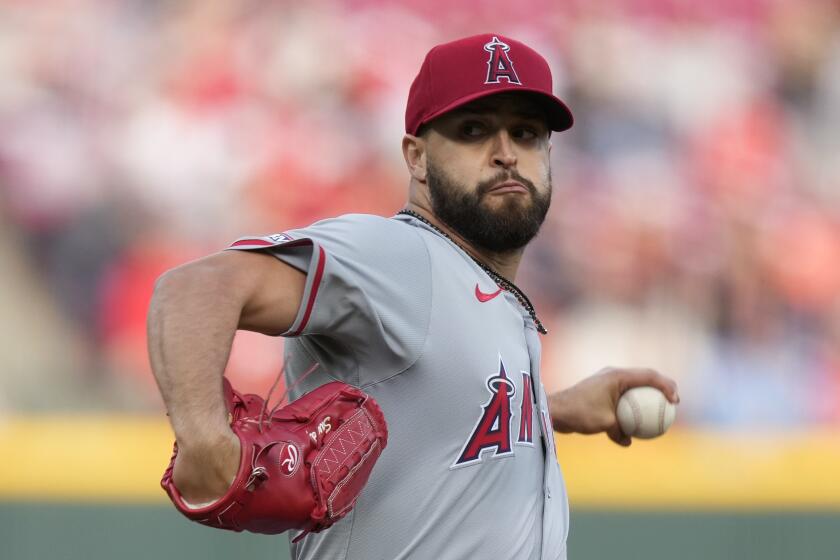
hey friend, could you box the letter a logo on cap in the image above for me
[484,36,521,85]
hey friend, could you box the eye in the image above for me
[512,126,539,141]
[461,121,487,138]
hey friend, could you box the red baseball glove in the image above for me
[161,378,388,541]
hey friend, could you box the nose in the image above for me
[491,130,517,169]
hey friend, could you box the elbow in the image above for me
[149,267,185,320]
[151,264,192,303]
[150,261,211,309]
[150,254,248,311]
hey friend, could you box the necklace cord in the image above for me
[397,210,548,335]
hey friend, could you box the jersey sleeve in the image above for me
[225,214,431,386]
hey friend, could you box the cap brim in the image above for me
[413,88,574,135]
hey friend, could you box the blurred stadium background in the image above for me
[1,0,840,558]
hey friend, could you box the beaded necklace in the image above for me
[397,209,548,335]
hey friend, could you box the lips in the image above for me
[487,181,529,194]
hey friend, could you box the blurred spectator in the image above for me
[1,0,839,429]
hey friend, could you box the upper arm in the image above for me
[159,249,306,336]
[235,250,307,335]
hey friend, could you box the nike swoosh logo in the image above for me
[475,284,503,303]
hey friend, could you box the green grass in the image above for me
[2,503,838,560]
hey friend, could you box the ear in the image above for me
[402,134,427,183]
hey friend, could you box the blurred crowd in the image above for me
[1,0,838,427]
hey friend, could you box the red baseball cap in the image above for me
[405,33,574,135]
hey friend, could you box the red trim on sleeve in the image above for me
[230,238,274,248]
[289,246,326,336]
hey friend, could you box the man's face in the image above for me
[422,93,552,253]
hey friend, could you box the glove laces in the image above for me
[258,362,320,433]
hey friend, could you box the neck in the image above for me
[403,202,524,281]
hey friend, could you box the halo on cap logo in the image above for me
[483,36,521,85]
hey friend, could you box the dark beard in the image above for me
[426,163,551,253]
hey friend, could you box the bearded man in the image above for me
[148,33,679,560]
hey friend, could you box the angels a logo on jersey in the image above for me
[484,36,521,85]
[452,356,536,469]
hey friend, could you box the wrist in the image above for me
[548,390,577,434]
[173,418,236,452]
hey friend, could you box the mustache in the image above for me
[476,171,538,197]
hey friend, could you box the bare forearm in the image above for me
[548,367,680,446]
[547,389,580,434]
[148,250,304,441]
[147,262,243,445]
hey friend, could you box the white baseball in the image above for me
[616,387,676,439]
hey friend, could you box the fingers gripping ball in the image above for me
[161,379,388,541]
[616,387,676,439]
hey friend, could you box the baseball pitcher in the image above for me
[148,33,679,560]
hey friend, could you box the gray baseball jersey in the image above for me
[227,213,569,560]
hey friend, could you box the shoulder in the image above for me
[229,214,422,253]
[301,213,427,259]
[308,213,415,238]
